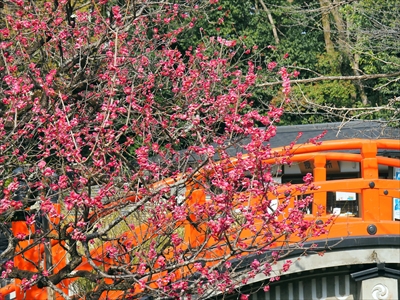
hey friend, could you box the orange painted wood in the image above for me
[5,139,399,298]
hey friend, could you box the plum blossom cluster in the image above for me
[1,261,14,279]
[21,274,38,292]
[0,0,329,299]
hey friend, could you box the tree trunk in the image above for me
[331,0,369,105]
[352,51,369,105]
[258,0,280,45]
[319,0,335,55]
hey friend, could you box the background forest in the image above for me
[179,0,400,125]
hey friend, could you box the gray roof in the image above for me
[270,120,399,148]
[149,121,399,165]
[222,120,399,158]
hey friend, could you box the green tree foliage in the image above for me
[292,0,399,124]
[176,0,400,125]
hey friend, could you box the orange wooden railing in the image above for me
[1,139,399,299]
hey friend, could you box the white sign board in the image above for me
[336,191,356,201]
[394,168,400,221]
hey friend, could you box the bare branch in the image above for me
[257,71,400,87]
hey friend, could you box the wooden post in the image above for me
[313,155,327,216]
[360,141,379,221]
